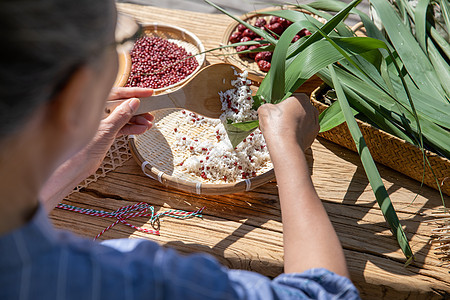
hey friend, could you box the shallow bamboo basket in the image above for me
[221,6,323,94]
[129,108,275,195]
[310,84,450,196]
[118,23,205,93]
[113,49,132,87]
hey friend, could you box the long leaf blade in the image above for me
[328,64,413,261]
[318,99,358,132]
[415,0,431,52]
[269,21,307,102]
[370,0,447,100]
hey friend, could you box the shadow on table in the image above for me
[163,214,283,278]
[316,137,448,276]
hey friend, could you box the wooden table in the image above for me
[50,4,450,299]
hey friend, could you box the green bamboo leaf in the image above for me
[227,120,259,131]
[318,99,358,132]
[286,0,362,60]
[396,0,412,26]
[305,0,388,42]
[288,3,356,37]
[318,68,416,144]
[319,66,450,157]
[427,38,450,97]
[268,21,307,102]
[315,29,395,98]
[328,36,384,70]
[415,0,431,53]
[370,0,447,100]
[317,35,426,141]
[397,0,450,60]
[380,57,398,99]
[328,64,413,261]
[438,0,450,32]
[284,40,344,94]
[319,23,447,159]
[223,121,258,148]
[252,95,265,110]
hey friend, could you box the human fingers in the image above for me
[108,87,153,101]
[117,123,149,136]
[117,114,154,137]
[258,96,319,150]
[283,96,319,150]
[129,113,154,124]
[128,115,153,130]
[103,98,140,136]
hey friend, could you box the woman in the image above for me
[0,0,359,299]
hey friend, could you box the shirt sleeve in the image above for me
[100,238,360,300]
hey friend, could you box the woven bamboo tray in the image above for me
[119,23,206,93]
[113,49,132,87]
[129,108,275,195]
[221,6,323,94]
[310,84,450,196]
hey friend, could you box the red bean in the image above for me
[125,36,198,89]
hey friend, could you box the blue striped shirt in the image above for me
[0,205,360,299]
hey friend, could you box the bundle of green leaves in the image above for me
[205,0,449,262]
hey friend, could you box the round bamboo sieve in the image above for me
[129,108,275,195]
[117,23,206,92]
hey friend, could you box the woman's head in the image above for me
[0,0,117,142]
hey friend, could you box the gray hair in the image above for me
[0,0,116,140]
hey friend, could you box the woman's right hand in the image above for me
[257,95,350,278]
[257,95,319,151]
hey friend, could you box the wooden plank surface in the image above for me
[50,4,450,299]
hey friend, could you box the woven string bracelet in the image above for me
[56,202,205,240]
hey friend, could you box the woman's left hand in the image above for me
[40,87,154,211]
[105,87,154,136]
[85,87,154,170]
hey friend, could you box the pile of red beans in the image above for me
[229,16,311,72]
[126,36,199,89]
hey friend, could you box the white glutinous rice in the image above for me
[164,70,272,183]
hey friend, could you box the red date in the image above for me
[299,28,312,36]
[229,32,242,43]
[269,16,280,25]
[254,18,266,27]
[237,24,246,32]
[242,28,258,38]
[255,51,272,62]
[248,45,258,59]
[257,60,271,72]
[240,36,252,43]
[236,45,248,58]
